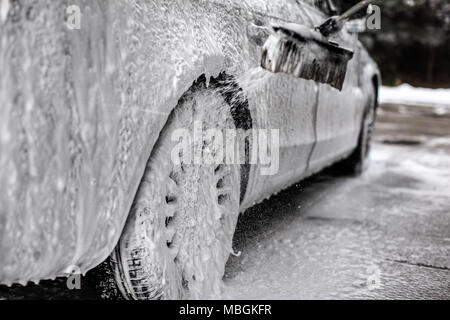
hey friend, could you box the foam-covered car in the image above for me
[0,0,380,299]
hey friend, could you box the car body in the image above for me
[0,0,379,286]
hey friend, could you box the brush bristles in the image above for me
[261,32,353,91]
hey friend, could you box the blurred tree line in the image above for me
[335,0,450,88]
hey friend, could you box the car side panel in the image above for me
[306,29,366,175]
[241,1,376,208]
[239,1,331,210]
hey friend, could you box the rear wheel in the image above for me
[108,82,241,299]
[339,86,376,175]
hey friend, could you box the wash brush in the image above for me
[261,0,376,91]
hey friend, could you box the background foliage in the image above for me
[353,0,450,88]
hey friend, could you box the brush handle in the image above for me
[339,0,377,22]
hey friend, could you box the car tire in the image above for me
[338,85,376,175]
[100,80,241,300]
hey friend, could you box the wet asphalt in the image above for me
[1,103,449,300]
[224,102,450,299]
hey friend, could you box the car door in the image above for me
[306,4,366,174]
[239,0,327,210]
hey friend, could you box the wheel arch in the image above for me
[156,72,253,204]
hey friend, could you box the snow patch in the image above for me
[0,0,10,24]
[380,84,450,107]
